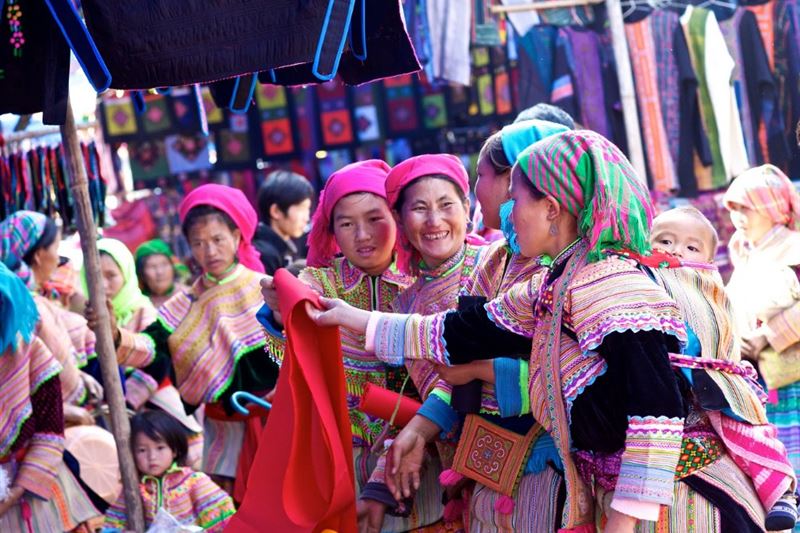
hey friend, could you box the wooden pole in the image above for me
[604,0,648,182]
[60,100,146,533]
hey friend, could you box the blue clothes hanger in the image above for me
[230,391,272,416]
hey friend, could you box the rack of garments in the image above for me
[0,122,107,229]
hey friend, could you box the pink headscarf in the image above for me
[723,164,800,230]
[385,154,470,210]
[178,184,265,273]
[306,160,392,268]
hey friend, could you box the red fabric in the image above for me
[227,268,357,533]
[233,415,268,504]
[178,183,265,273]
[306,159,392,268]
[359,383,421,428]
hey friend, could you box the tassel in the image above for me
[443,498,466,522]
[439,469,464,487]
[494,495,515,515]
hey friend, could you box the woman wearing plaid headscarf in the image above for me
[310,131,767,532]
[724,165,800,496]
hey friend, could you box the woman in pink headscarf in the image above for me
[92,184,279,497]
[724,165,800,491]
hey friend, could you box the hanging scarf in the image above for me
[134,238,190,285]
[178,184,265,274]
[517,130,654,263]
[723,164,800,231]
[81,238,155,328]
[306,159,397,269]
[497,120,571,253]
[0,261,39,355]
[0,210,47,287]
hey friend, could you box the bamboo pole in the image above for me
[60,101,145,533]
[604,0,647,182]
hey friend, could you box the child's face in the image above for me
[651,213,714,263]
[727,201,774,244]
[134,432,176,477]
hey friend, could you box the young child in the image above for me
[104,411,235,532]
[651,206,798,531]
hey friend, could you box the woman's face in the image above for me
[100,254,125,299]
[398,177,470,269]
[32,229,62,285]
[142,254,175,296]
[188,216,241,278]
[475,154,510,230]
[332,192,396,276]
[509,166,551,259]
[728,202,774,244]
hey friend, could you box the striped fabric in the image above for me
[651,10,681,171]
[51,459,102,530]
[116,328,157,368]
[34,295,87,405]
[615,416,685,505]
[161,265,266,405]
[202,415,244,478]
[105,466,235,532]
[485,276,539,338]
[626,20,677,193]
[768,384,800,479]
[569,256,687,353]
[0,210,47,287]
[517,130,654,264]
[0,491,63,532]
[723,164,800,230]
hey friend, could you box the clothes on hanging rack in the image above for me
[0,141,106,229]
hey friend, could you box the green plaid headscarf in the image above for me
[0,211,48,287]
[516,130,654,263]
[135,239,190,280]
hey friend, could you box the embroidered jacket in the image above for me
[104,465,235,532]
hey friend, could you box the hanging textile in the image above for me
[682,6,749,189]
[426,0,473,85]
[774,0,800,178]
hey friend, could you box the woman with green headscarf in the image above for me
[82,238,157,332]
[135,239,190,308]
[306,131,767,532]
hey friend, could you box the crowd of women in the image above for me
[1,102,800,533]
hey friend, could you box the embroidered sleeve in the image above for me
[485,278,538,337]
[257,304,286,366]
[494,358,531,417]
[189,472,236,532]
[117,327,157,368]
[417,394,460,435]
[17,374,65,499]
[613,416,684,506]
[372,313,451,366]
[765,300,800,354]
[104,491,129,530]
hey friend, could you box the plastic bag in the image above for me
[146,508,203,533]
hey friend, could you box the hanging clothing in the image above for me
[563,27,611,138]
[682,6,749,189]
[626,17,678,193]
[426,0,472,85]
[774,0,800,178]
[104,464,235,532]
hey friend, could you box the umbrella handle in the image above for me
[230,391,272,416]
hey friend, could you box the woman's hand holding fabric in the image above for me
[260,276,282,325]
[305,297,371,333]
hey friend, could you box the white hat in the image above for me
[149,385,203,433]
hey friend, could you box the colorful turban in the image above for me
[0,261,39,355]
[517,130,654,263]
[82,238,154,328]
[723,164,800,230]
[306,159,394,268]
[385,154,470,210]
[0,210,48,287]
[498,120,571,253]
[178,184,265,274]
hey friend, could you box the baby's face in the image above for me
[651,214,714,263]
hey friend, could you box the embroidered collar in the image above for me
[337,256,414,292]
[540,238,582,271]
[201,263,241,288]
[419,245,466,280]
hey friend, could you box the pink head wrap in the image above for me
[723,164,800,230]
[178,184,265,274]
[385,154,470,210]
[306,160,393,268]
